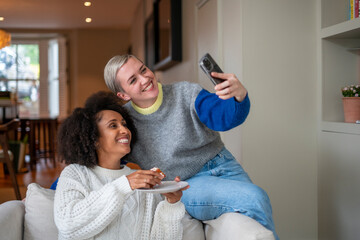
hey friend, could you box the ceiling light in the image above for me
[0,17,4,21]
[85,18,92,23]
[0,29,11,49]
[84,2,91,7]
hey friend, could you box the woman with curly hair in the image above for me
[53,91,193,240]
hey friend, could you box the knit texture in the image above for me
[54,164,185,240]
[195,89,250,131]
[124,81,250,180]
[124,82,224,180]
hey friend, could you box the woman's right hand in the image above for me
[162,176,189,204]
[126,170,164,190]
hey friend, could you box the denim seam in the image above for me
[185,203,241,212]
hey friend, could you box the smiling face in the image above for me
[96,110,132,169]
[115,57,159,108]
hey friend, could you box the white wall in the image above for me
[241,1,318,239]
[69,28,130,109]
[131,0,318,239]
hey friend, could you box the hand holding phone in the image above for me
[199,53,248,102]
[199,53,224,85]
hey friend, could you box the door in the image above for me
[196,0,244,164]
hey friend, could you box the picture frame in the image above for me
[145,13,156,71]
[145,0,182,71]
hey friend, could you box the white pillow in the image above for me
[24,183,58,240]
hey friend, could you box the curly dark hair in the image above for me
[57,91,136,168]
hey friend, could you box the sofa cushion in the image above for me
[204,212,275,240]
[0,200,25,240]
[23,183,204,240]
[24,183,58,240]
[21,183,273,240]
[182,212,205,240]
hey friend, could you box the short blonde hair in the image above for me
[104,55,142,93]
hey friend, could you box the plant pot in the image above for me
[342,97,360,123]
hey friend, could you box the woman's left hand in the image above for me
[212,72,247,102]
[162,176,190,204]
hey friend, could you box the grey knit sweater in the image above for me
[124,82,224,180]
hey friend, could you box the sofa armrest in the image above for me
[0,200,25,240]
[204,213,275,240]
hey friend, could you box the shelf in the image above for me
[320,15,360,127]
[321,18,360,39]
[321,121,360,135]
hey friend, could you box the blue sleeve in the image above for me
[195,89,250,131]
[50,178,59,190]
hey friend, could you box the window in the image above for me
[0,36,67,120]
[0,43,40,117]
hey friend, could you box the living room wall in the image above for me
[68,28,130,109]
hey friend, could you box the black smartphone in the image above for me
[199,53,224,85]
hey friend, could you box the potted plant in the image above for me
[341,84,360,123]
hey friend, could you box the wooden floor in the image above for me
[0,158,66,203]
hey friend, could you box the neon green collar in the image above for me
[131,83,163,115]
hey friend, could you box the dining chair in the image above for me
[0,119,21,200]
[18,118,58,169]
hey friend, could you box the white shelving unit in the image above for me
[318,1,360,238]
[320,1,360,135]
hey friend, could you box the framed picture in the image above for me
[145,0,182,71]
[145,13,156,71]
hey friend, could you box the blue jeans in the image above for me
[182,148,279,240]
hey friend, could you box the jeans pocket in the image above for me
[214,148,250,179]
[221,148,236,161]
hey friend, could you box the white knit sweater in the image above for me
[54,164,185,240]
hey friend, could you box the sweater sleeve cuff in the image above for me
[160,200,185,221]
[235,92,249,105]
[113,175,133,195]
[195,89,250,131]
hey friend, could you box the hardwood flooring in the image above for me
[0,158,66,203]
